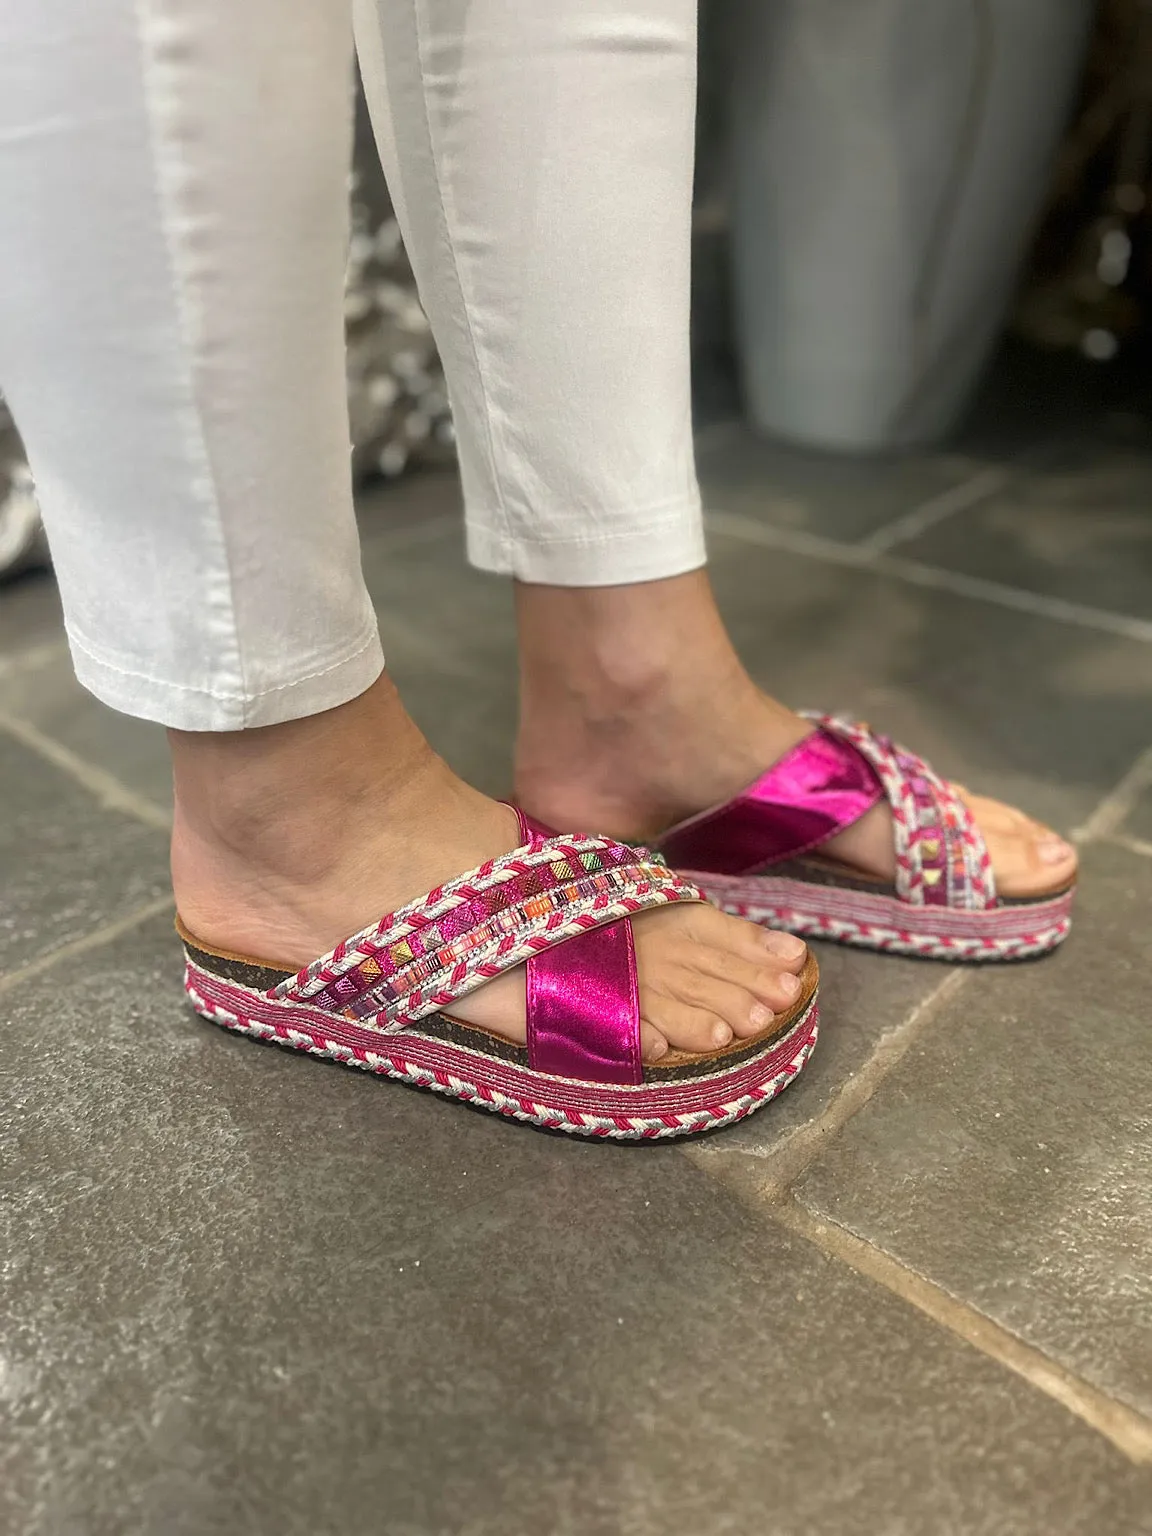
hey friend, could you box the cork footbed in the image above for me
[176,915,818,1083]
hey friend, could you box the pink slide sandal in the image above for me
[180,813,819,1140]
[658,716,1075,963]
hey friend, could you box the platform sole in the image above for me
[184,958,819,1141]
[688,872,1073,962]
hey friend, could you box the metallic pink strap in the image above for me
[657,728,883,876]
[510,805,556,844]
[525,918,642,1085]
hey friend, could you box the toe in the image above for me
[683,937,805,1013]
[960,792,1078,897]
[683,902,808,974]
[1037,833,1077,869]
[760,927,809,971]
[641,1021,670,1063]
[632,902,810,1055]
[667,970,777,1040]
[640,995,739,1054]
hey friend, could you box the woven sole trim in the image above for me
[184,963,818,1141]
[688,872,1074,962]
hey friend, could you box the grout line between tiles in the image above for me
[705,508,1152,644]
[0,709,172,832]
[685,742,1152,1463]
[1071,742,1152,843]
[1101,830,1152,860]
[0,894,175,1000]
[769,1198,1152,1465]
[856,465,1011,555]
[690,967,971,1190]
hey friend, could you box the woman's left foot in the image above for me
[512,572,1078,903]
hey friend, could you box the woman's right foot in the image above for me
[169,674,808,1066]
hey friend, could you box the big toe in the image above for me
[961,792,1077,898]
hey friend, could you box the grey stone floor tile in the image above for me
[3,919,1150,1536]
[795,841,1152,1420]
[707,529,1151,837]
[0,568,63,657]
[356,464,466,537]
[0,649,173,809]
[0,732,169,975]
[1120,782,1152,847]
[697,420,984,544]
[900,438,1152,619]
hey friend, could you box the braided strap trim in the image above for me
[810,715,996,911]
[273,834,703,1028]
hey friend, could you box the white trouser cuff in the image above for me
[68,626,386,732]
[465,496,707,586]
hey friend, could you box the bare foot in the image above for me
[513,572,1078,899]
[170,674,809,1066]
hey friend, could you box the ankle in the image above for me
[171,672,429,854]
[513,572,808,836]
[514,570,754,775]
[515,569,741,715]
[167,674,523,962]
[514,660,759,836]
[168,674,447,936]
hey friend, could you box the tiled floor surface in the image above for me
[2,351,1152,1534]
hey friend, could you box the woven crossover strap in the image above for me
[658,717,996,912]
[809,716,997,910]
[273,831,703,1061]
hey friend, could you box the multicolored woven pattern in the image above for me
[273,832,703,1029]
[809,715,996,911]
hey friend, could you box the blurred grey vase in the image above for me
[729,0,1094,451]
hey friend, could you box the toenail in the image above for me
[766,931,806,961]
[712,1021,733,1047]
[649,1035,668,1061]
[750,1003,774,1030]
[1039,838,1074,865]
[779,972,801,998]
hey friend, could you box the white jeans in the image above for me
[0,0,704,729]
